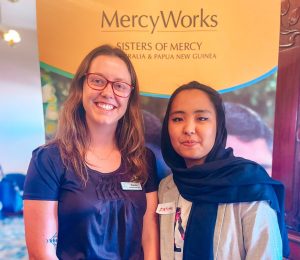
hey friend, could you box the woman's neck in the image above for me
[87,120,118,149]
[86,124,121,173]
[89,131,116,150]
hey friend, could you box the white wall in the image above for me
[0,0,45,174]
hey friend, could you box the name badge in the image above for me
[156,202,176,214]
[121,182,142,191]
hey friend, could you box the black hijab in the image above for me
[161,81,289,259]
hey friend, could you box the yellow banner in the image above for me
[37,0,280,95]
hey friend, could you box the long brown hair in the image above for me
[52,45,147,185]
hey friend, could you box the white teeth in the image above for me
[97,103,114,110]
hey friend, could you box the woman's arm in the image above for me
[142,191,160,260]
[242,201,282,260]
[24,200,59,260]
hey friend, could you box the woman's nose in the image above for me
[183,121,196,135]
[100,82,114,98]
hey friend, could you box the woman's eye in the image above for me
[114,82,126,90]
[91,78,105,85]
[197,117,208,121]
[171,117,183,122]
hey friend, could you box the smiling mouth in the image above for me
[95,102,115,111]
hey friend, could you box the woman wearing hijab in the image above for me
[158,81,289,260]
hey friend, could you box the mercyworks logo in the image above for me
[100,9,218,34]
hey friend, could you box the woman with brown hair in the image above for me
[23,45,159,260]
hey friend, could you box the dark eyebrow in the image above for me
[169,111,185,116]
[194,109,212,114]
[169,109,212,116]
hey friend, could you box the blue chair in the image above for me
[0,173,25,214]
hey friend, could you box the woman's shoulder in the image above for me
[143,147,159,192]
[159,174,174,186]
[32,142,59,155]
[238,200,275,214]
[158,174,179,202]
[158,174,175,193]
[145,146,155,160]
[224,200,276,218]
[144,147,157,170]
[24,142,65,200]
[31,142,62,165]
